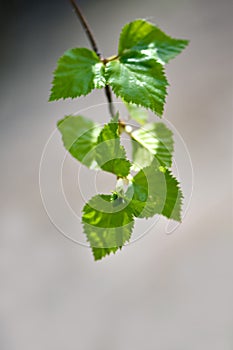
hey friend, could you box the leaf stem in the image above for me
[102,54,120,64]
[69,0,115,118]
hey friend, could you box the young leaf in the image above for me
[96,115,131,177]
[131,142,153,171]
[82,194,134,260]
[127,159,167,218]
[57,115,101,169]
[106,52,168,116]
[131,122,174,170]
[126,159,182,221]
[125,102,149,125]
[118,19,189,64]
[162,169,183,221]
[49,48,106,101]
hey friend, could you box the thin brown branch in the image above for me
[69,0,115,117]
[69,0,100,56]
[104,85,115,117]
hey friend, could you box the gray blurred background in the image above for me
[1,0,233,349]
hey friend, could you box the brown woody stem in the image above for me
[69,0,115,117]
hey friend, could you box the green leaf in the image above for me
[131,122,174,170]
[126,159,182,221]
[162,169,183,221]
[119,19,189,64]
[96,115,131,177]
[57,115,101,169]
[131,142,153,171]
[125,102,149,125]
[106,53,168,116]
[82,194,134,260]
[49,48,106,101]
[127,159,167,218]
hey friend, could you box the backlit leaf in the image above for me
[127,159,182,221]
[49,48,106,101]
[131,122,174,170]
[82,194,134,260]
[162,169,183,221]
[96,115,131,177]
[127,159,167,218]
[57,115,101,169]
[125,103,149,125]
[106,53,168,116]
[119,19,189,64]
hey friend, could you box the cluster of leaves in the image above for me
[50,19,189,260]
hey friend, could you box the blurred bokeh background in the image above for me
[1,0,232,349]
